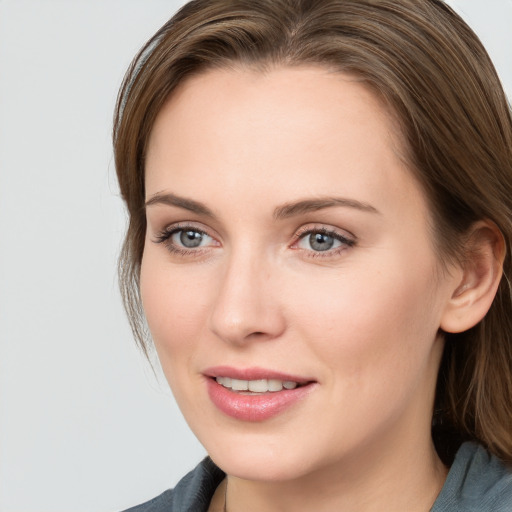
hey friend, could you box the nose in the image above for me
[208,247,286,346]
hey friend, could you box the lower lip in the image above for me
[206,378,315,421]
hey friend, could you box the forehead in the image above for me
[149,65,402,148]
[145,65,426,225]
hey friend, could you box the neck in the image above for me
[225,432,447,512]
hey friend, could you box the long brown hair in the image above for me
[113,0,512,463]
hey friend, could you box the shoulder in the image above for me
[432,442,512,512]
[122,457,225,512]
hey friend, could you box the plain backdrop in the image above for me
[0,1,510,511]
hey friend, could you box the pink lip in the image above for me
[204,366,316,422]
[203,366,312,383]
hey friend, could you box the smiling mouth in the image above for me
[214,376,304,394]
[205,370,316,420]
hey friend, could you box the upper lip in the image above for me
[203,366,314,384]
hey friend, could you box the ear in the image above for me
[440,220,505,334]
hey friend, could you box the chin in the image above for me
[211,450,311,482]
[196,427,323,482]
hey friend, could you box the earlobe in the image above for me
[440,221,505,334]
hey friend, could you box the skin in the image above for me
[141,66,463,511]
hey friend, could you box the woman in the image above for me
[114,0,512,510]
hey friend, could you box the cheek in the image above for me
[284,257,442,378]
[282,261,444,446]
[140,252,212,416]
[140,250,209,354]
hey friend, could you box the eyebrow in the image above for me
[145,192,216,218]
[144,192,379,219]
[273,197,379,219]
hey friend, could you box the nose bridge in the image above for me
[208,242,284,344]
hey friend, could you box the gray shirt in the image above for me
[431,442,512,511]
[124,442,512,511]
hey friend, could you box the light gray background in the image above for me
[0,1,510,511]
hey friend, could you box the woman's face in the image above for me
[141,66,458,481]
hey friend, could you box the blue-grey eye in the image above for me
[309,233,335,251]
[171,229,212,248]
[297,231,345,252]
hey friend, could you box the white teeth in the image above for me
[248,379,268,392]
[216,376,232,387]
[231,378,249,391]
[268,379,283,392]
[215,377,300,392]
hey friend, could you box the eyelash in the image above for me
[292,226,356,258]
[152,223,356,258]
[153,223,214,257]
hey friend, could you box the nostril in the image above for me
[246,331,272,341]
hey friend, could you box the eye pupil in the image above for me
[180,230,203,248]
[309,233,334,251]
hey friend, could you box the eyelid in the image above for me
[291,224,356,255]
[153,220,216,240]
[293,223,356,242]
[293,223,356,240]
[151,222,220,255]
